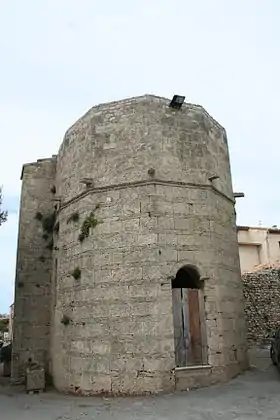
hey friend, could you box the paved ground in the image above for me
[1,348,280,420]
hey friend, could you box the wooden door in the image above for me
[188,289,203,365]
[172,288,190,367]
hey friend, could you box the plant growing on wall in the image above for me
[35,211,43,221]
[35,210,58,251]
[67,212,79,224]
[78,210,101,242]
[50,185,56,194]
[42,211,56,234]
[71,267,81,280]
[61,315,70,326]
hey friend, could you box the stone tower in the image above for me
[12,95,248,394]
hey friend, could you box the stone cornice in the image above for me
[59,178,235,211]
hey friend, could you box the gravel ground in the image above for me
[1,347,279,420]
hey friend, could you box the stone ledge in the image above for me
[175,364,212,372]
[175,365,215,391]
[60,179,235,210]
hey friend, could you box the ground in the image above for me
[1,348,280,420]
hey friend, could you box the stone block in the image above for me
[26,368,45,392]
[175,366,214,391]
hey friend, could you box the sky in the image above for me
[0,0,279,312]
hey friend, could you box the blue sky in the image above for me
[0,0,279,312]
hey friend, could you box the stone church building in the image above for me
[12,94,248,394]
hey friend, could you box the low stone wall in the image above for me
[242,267,280,347]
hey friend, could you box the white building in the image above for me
[237,226,280,273]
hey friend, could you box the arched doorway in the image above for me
[172,265,205,367]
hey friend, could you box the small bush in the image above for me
[67,212,79,224]
[35,211,43,221]
[17,281,24,288]
[50,185,56,194]
[71,267,81,280]
[39,255,45,262]
[61,315,70,326]
[42,233,49,241]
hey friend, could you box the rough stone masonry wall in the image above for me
[56,95,234,202]
[243,267,280,347]
[205,191,248,379]
[50,95,247,394]
[50,185,247,395]
[51,185,176,395]
[11,158,56,382]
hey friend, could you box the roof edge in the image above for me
[62,94,226,143]
[237,225,280,233]
[20,156,56,180]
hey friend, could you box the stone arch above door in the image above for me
[168,262,209,285]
